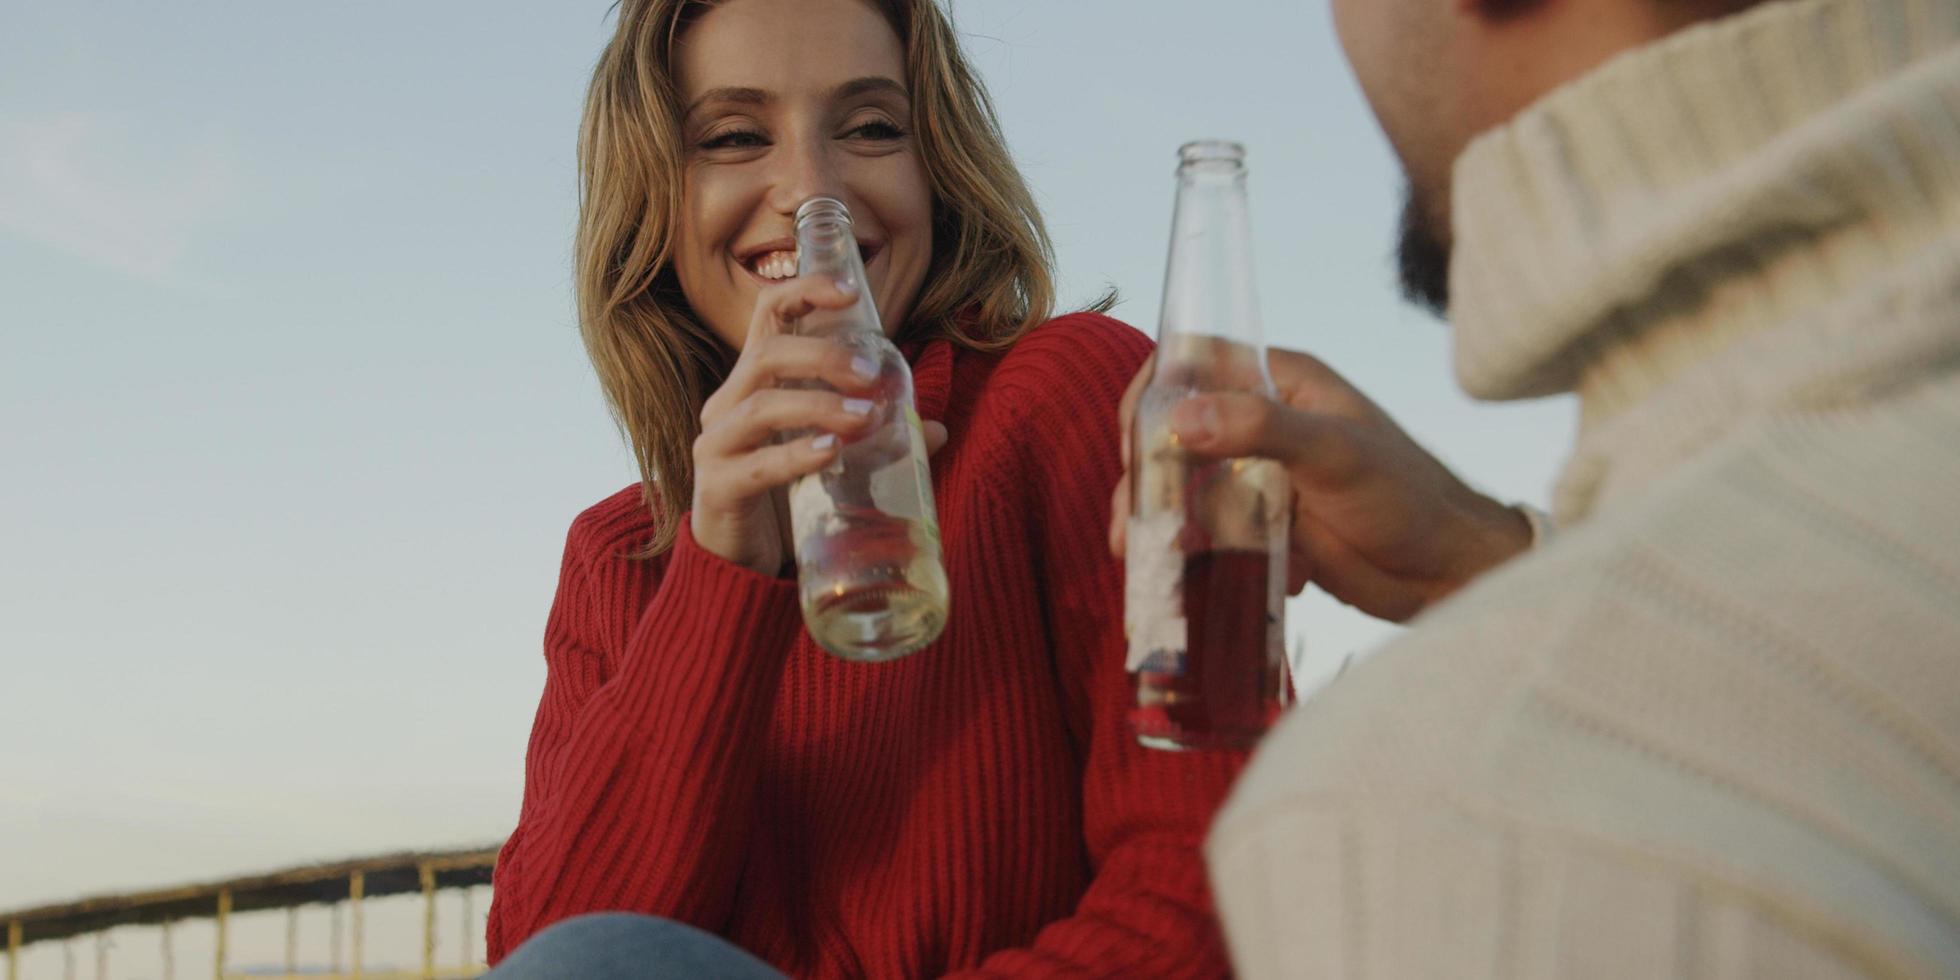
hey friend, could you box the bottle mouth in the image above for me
[796,196,853,229]
[1177,140,1246,174]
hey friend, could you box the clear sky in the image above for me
[1,0,1573,971]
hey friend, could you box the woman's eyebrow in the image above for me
[829,76,908,102]
[685,86,771,120]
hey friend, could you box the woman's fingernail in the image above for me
[835,276,859,295]
[851,356,879,380]
[842,398,874,416]
[811,433,838,452]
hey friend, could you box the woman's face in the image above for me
[672,0,933,351]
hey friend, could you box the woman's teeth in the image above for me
[751,250,797,280]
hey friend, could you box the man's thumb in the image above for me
[1169,392,1333,468]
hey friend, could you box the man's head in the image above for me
[1330,0,1763,312]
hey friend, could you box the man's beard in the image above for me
[1396,185,1450,316]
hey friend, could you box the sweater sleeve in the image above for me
[952,315,1245,979]
[1209,796,1907,980]
[485,516,804,963]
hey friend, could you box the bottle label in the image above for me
[788,405,940,549]
[789,465,829,543]
[895,407,940,546]
[1124,511,1187,673]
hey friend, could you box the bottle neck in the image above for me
[1153,158,1271,393]
[795,207,884,338]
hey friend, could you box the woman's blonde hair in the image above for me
[577,0,1066,555]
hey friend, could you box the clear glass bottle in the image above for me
[1126,141,1291,750]
[785,196,949,661]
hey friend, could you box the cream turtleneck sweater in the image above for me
[1206,0,1960,976]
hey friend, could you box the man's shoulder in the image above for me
[1230,405,1960,815]
[1216,402,1960,968]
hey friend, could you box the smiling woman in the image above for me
[480,0,1246,977]
[575,0,1059,557]
[675,65,929,335]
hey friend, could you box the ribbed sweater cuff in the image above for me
[610,519,803,729]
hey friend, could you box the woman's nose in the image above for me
[766,133,841,216]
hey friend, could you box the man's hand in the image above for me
[1112,347,1531,623]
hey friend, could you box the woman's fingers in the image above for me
[696,435,844,512]
[711,277,870,406]
[696,389,875,459]
[922,420,949,455]
[747,275,860,344]
[749,335,882,390]
[687,277,870,574]
[706,334,881,423]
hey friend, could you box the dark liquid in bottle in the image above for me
[1131,549,1284,750]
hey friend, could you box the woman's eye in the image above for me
[701,129,767,150]
[847,120,906,141]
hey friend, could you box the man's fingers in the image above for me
[1265,347,1342,392]
[1168,392,1350,476]
[1264,346,1401,425]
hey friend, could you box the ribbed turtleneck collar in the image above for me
[1446,0,1960,523]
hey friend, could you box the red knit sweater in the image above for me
[486,313,1245,978]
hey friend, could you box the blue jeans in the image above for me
[485,913,786,980]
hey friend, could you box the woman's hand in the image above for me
[1111,347,1531,623]
[691,277,885,576]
